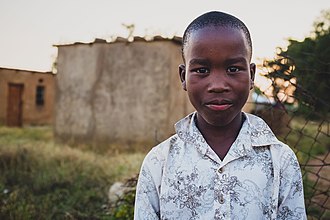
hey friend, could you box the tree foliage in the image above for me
[262,10,330,116]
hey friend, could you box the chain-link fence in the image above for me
[252,57,330,219]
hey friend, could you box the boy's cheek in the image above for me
[187,75,204,84]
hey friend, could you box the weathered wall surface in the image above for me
[55,39,254,148]
[0,68,55,125]
[55,40,194,147]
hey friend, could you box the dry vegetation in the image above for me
[0,125,145,219]
[0,116,329,219]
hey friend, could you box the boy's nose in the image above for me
[207,72,230,93]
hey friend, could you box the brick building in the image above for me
[0,67,55,126]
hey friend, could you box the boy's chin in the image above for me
[197,111,243,128]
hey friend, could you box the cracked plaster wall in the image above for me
[54,40,195,149]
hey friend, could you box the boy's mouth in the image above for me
[206,103,232,111]
[205,100,233,111]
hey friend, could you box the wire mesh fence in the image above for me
[252,56,330,219]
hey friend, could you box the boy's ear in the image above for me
[249,63,256,90]
[179,64,187,91]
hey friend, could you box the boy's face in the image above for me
[179,26,255,127]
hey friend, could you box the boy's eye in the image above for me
[195,68,210,74]
[227,67,240,73]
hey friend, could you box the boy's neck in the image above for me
[195,112,244,160]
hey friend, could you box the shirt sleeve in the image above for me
[277,148,307,220]
[134,150,162,220]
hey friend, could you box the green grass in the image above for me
[278,117,329,163]
[0,126,145,219]
[0,116,328,219]
[0,126,53,144]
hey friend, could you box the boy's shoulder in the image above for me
[145,133,181,160]
[140,133,182,174]
[245,112,298,161]
[244,112,280,145]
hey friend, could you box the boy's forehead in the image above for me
[188,26,243,43]
[184,26,252,60]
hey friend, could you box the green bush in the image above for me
[109,176,138,220]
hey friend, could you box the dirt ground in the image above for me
[305,152,330,218]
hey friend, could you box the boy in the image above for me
[134,11,306,219]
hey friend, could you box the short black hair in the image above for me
[182,11,253,61]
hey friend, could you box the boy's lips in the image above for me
[205,100,233,111]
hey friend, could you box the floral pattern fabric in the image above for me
[134,112,307,220]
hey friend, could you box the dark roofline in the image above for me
[53,35,182,47]
[0,67,54,75]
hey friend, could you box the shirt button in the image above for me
[219,195,225,204]
[218,168,223,173]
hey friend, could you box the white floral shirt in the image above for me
[134,112,307,220]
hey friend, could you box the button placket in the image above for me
[216,166,225,205]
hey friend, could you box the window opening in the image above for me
[36,86,45,106]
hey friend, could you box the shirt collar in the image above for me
[175,112,279,162]
[243,112,279,146]
[175,112,208,156]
